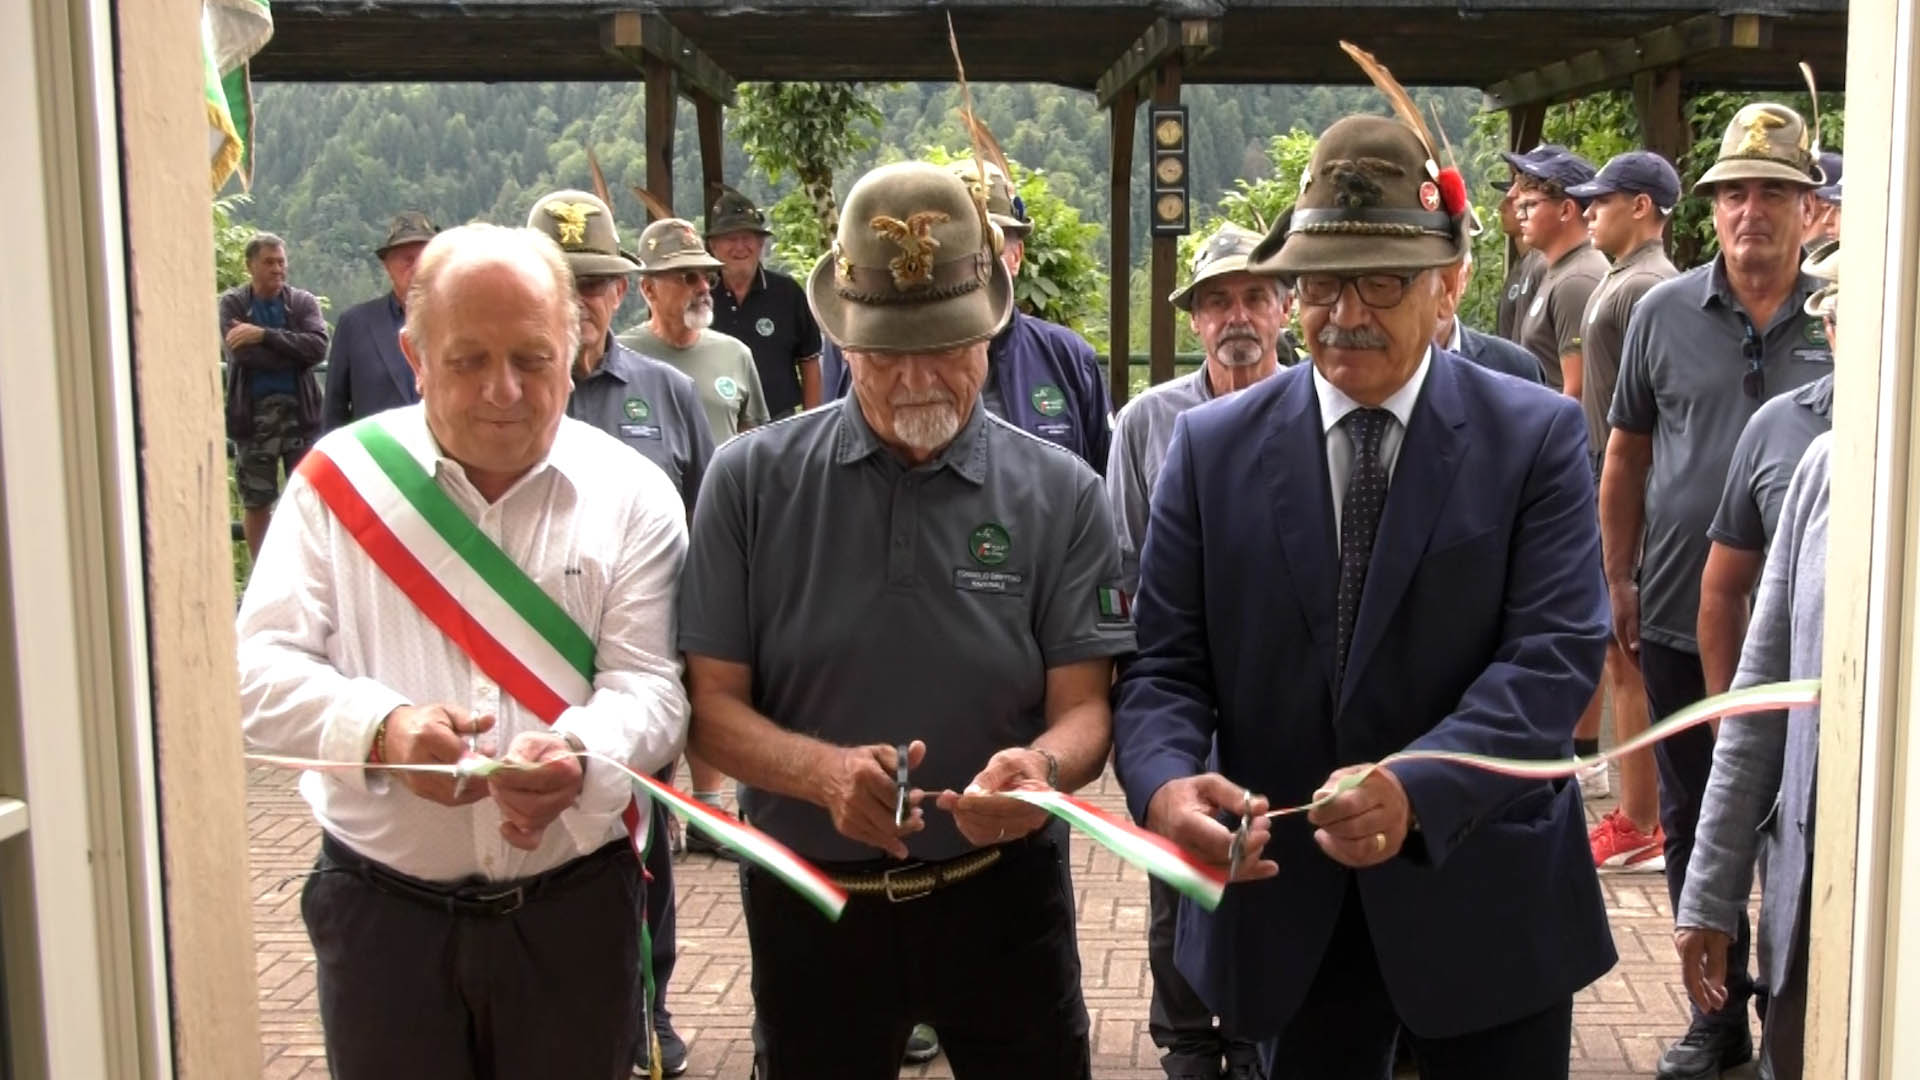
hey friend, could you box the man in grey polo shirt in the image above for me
[678,160,1133,1080]
[527,189,711,1078]
[1107,220,1282,1080]
[1568,151,1682,873]
[1698,240,1836,699]
[1601,103,1832,1080]
[1508,146,1608,398]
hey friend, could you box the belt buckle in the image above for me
[475,884,525,916]
[881,865,932,903]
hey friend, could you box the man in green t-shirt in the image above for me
[620,217,770,443]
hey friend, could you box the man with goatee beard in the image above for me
[621,217,769,443]
[1107,221,1283,1080]
[676,161,1133,1078]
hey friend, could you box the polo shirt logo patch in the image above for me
[953,568,1026,595]
[1527,296,1545,319]
[1030,384,1066,417]
[968,522,1011,566]
[623,397,651,422]
[715,376,741,402]
[755,317,776,337]
[1804,318,1829,347]
[619,422,662,441]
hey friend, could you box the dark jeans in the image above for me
[1642,639,1755,1030]
[1262,883,1574,1080]
[1150,876,1242,1072]
[745,824,1091,1080]
[633,796,677,1067]
[302,833,642,1080]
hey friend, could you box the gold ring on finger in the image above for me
[1373,831,1387,854]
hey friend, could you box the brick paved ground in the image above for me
[251,763,1761,1079]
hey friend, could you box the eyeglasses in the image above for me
[1294,272,1419,310]
[1741,320,1765,400]
[576,276,626,298]
[657,269,716,289]
[1513,198,1543,218]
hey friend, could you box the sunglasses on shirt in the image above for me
[1741,321,1765,400]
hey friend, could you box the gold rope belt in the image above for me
[827,847,1004,903]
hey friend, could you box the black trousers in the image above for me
[302,833,642,1080]
[1261,884,1574,1080]
[1150,876,1235,1069]
[1642,640,1755,1029]
[745,823,1091,1079]
[644,794,678,1014]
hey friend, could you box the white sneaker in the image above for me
[1577,761,1611,800]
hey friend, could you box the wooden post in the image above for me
[695,93,725,219]
[643,55,676,218]
[1149,60,1183,387]
[1633,67,1692,259]
[1108,84,1137,410]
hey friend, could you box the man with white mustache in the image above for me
[677,161,1134,1078]
[622,217,769,443]
[1107,220,1288,1080]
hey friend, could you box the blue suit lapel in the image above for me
[1260,371,1340,702]
[1339,352,1468,711]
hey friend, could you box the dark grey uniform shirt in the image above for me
[1609,260,1834,652]
[677,397,1136,863]
[711,265,822,419]
[1518,241,1609,391]
[1579,240,1678,462]
[565,338,714,516]
[1709,374,1833,551]
[1496,249,1547,342]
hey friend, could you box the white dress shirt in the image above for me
[1312,348,1433,543]
[238,405,691,882]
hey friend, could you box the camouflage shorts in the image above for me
[234,395,309,509]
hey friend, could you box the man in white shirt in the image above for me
[238,222,691,1080]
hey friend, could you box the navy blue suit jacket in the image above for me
[1112,349,1614,1040]
[1456,322,1545,383]
[323,293,419,431]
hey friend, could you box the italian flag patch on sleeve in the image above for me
[1098,586,1131,621]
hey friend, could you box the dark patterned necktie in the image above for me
[1335,408,1394,684]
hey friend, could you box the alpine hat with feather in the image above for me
[1249,43,1472,279]
[805,160,1014,353]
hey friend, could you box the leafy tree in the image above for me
[732,82,885,246]
[213,192,258,290]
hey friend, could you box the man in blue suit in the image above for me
[1112,112,1616,1079]
[323,212,436,431]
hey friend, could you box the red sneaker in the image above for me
[1588,808,1665,872]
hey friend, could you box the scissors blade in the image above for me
[1226,790,1253,880]
[894,743,910,827]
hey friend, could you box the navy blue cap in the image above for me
[1499,144,1597,195]
[1566,151,1682,211]
[1815,151,1843,202]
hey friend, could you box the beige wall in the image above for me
[114,0,261,1074]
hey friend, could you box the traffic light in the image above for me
[1149,104,1190,237]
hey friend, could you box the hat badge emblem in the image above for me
[1419,181,1441,211]
[869,211,950,289]
[544,201,600,247]
[1738,112,1789,156]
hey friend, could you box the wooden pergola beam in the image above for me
[1094,17,1218,108]
[601,12,737,106]
[1485,12,1771,110]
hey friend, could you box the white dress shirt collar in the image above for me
[1313,346,1433,435]
[1443,317,1464,354]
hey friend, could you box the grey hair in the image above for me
[244,232,285,262]
[402,223,580,362]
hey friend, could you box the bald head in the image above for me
[397,224,580,501]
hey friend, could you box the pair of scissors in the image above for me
[1226,789,1254,880]
[451,731,479,799]
[894,743,911,826]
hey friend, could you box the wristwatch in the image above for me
[1031,746,1060,790]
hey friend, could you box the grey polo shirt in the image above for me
[1107,367,1213,595]
[1609,259,1834,652]
[1496,249,1546,342]
[1517,241,1609,391]
[1709,374,1833,551]
[678,397,1135,863]
[565,338,714,516]
[1579,240,1678,459]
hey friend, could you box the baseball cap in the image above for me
[1815,151,1843,203]
[1499,144,1598,197]
[1566,151,1682,212]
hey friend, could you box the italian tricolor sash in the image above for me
[295,415,647,855]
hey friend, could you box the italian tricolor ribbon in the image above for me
[1001,789,1226,910]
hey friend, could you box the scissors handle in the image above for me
[894,743,911,826]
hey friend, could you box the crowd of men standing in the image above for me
[225,79,1844,1080]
